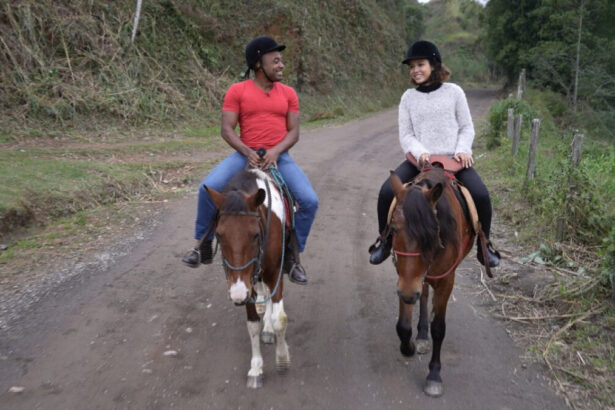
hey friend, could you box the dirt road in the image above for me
[0,90,566,409]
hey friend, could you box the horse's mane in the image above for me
[402,168,458,261]
[221,170,258,212]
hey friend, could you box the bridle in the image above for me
[392,233,470,280]
[219,209,265,284]
[217,176,285,305]
[391,182,470,281]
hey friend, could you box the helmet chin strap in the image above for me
[258,66,276,84]
[255,55,277,84]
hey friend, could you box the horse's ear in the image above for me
[390,171,405,200]
[248,188,266,209]
[427,182,443,206]
[206,185,225,210]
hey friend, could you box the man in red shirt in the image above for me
[182,36,318,285]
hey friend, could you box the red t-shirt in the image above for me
[222,80,299,150]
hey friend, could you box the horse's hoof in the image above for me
[246,374,263,389]
[276,357,291,373]
[424,380,443,397]
[416,338,431,354]
[400,341,416,357]
[260,331,275,344]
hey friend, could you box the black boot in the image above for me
[477,240,500,268]
[284,249,307,285]
[182,240,213,268]
[369,235,392,265]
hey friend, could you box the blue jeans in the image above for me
[194,151,318,252]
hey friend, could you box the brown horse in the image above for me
[206,168,290,389]
[389,166,475,397]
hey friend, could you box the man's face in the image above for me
[258,51,284,82]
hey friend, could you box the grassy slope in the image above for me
[0,0,417,239]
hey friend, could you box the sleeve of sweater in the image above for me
[453,85,475,156]
[398,91,428,158]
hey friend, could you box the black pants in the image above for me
[376,160,493,238]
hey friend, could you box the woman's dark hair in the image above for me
[410,61,451,86]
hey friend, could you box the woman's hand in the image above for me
[454,152,474,168]
[418,153,430,167]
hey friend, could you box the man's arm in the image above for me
[261,111,299,169]
[221,110,261,167]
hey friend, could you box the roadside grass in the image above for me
[0,127,227,242]
[0,84,399,251]
[480,90,615,409]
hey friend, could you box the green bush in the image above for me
[486,97,537,149]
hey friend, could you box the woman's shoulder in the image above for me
[400,88,418,100]
[441,82,466,95]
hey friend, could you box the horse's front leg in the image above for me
[271,299,290,372]
[416,283,431,354]
[396,298,416,357]
[424,280,454,397]
[246,303,264,389]
[256,282,275,344]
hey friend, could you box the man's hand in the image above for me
[246,150,262,168]
[260,148,280,169]
[454,152,474,168]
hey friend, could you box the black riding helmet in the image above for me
[402,40,441,65]
[244,36,286,78]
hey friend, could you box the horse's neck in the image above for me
[249,169,285,223]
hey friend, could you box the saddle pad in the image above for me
[458,184,480,235]
[386,181,412,226]
[386,182,480,236]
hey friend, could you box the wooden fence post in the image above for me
[517,68,526,99]
[571,131,584,166]
[507,108,514,139]
[512,114,522,155]
[131,0,143,44]
[526,119,540,181]
[556,131,585,242]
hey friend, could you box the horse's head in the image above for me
[207,185,266,305]
[390,171,446,304]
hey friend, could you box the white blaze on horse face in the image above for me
[249,169,285,224]
[229,276,249,303]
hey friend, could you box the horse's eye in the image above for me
[252,233,260,241]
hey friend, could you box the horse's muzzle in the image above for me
[398,290,421,305]
[229,281,250,305]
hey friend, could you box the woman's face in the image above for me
[408,58,433,85]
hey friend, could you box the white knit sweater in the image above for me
[398,82,474,160]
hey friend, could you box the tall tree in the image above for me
[479,0,540,84]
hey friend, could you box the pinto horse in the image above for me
[206,168,290,389]
[389,166,475,397]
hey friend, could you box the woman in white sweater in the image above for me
[369,40,500,267]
